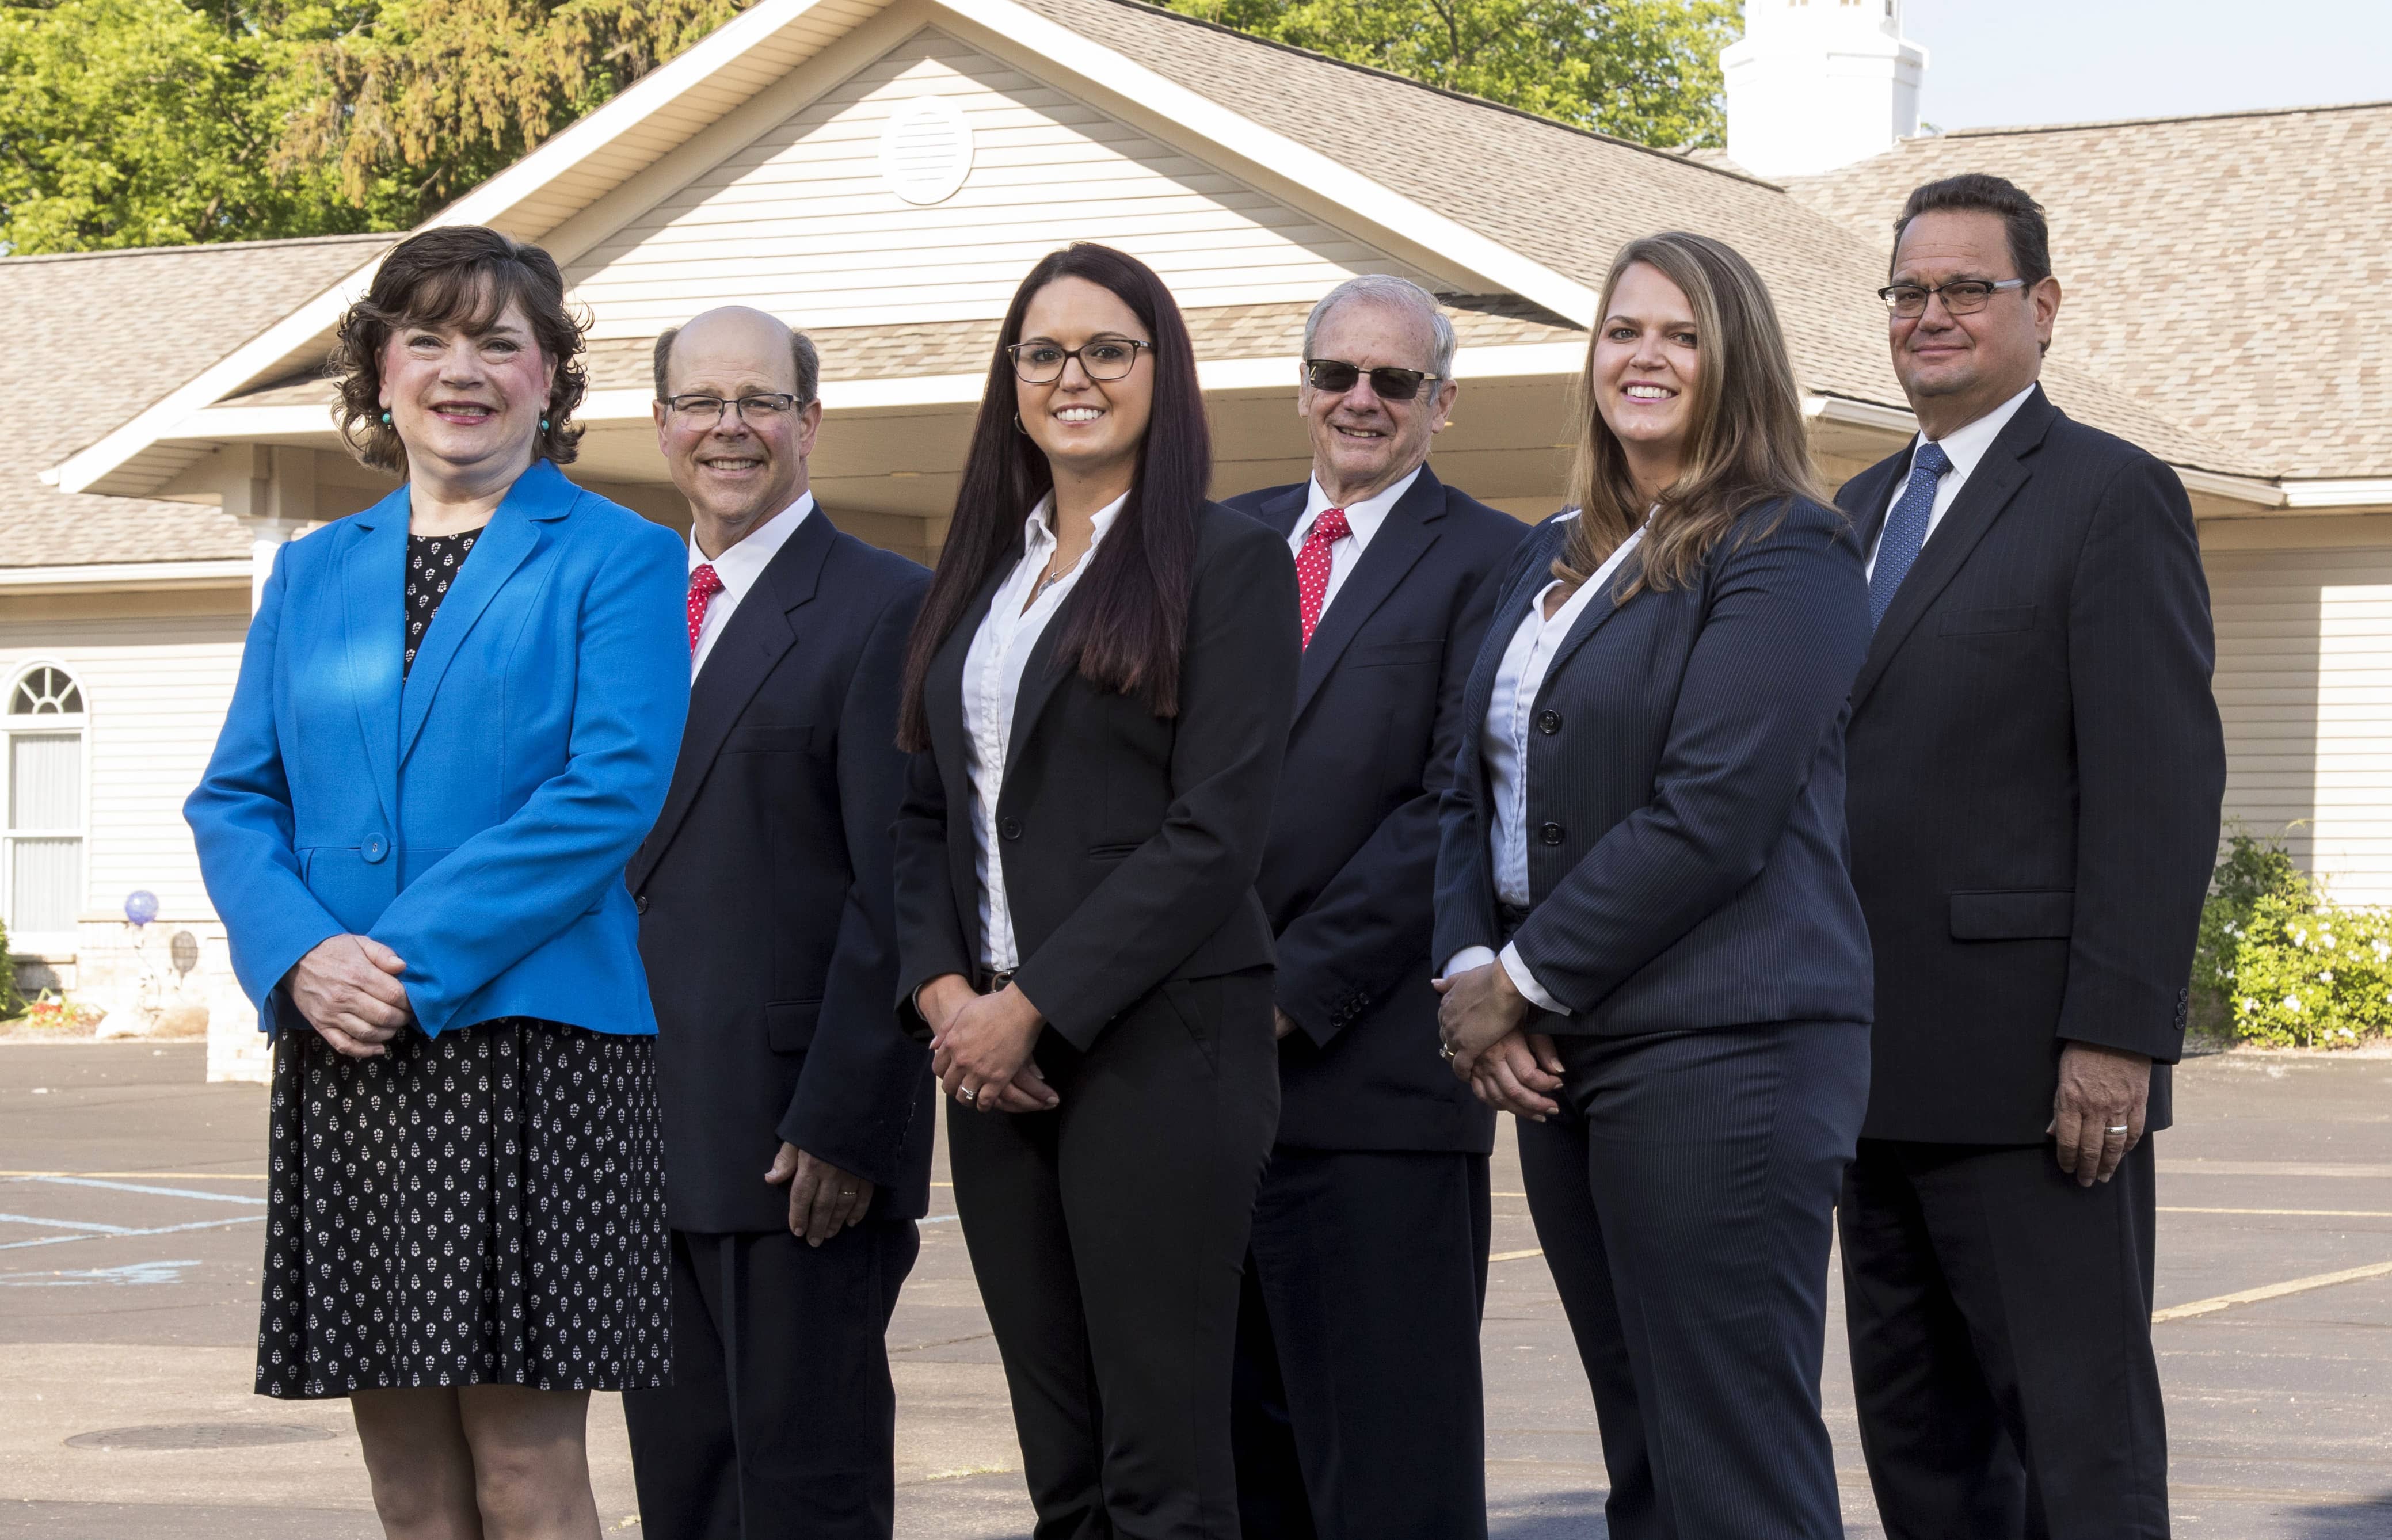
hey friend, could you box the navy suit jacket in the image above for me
[1434,497,1875,1036]
[188,460,688,1040]
[1225,467,1522,1153]
[1839,387,2225,1143]
[627,509,935,1229]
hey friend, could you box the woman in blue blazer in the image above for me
[185,226,688,1538]
[1433,233,1874,1539]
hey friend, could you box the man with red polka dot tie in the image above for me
[1220,276,1529,1540]
[625,305,934,1540]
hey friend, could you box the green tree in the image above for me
[1152,0,1742,148]
[0,0,372,251]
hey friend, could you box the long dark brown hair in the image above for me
[330,225,588,473]
[1556,231,1821,599]
[897,244,1209,750]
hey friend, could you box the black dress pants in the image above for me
[1516,1020,1868,1540]
[1839,1136,2168,1540]
[1231,1148,1492,1540]
[947,971,1281,1540]
[622,1219,919,1540]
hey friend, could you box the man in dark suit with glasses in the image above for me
[1223,275,1525,1540]
[1837,175,2225,1540]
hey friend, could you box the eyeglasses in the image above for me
[661,393,804,425]
[1876,279,2028,318]
[1302,358,1442,402]
[1007,338,1149,384]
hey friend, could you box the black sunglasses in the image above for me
[1302,357,1442,402]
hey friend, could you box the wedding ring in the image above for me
[2105,1124,2130,1135]
[1438,1040,1458,1061]
[958,1086,977,1104]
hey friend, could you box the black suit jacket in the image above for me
[894,502,1301,1046]
[1838,386,2226,1143]
[1224,468,1522,1153]
[1434,497,1876,1035]
[629,509,935,1230]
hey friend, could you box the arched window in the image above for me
[4,664,87,944]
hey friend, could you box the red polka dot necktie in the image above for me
[687,564,725,657]
[1294,506,1351,649]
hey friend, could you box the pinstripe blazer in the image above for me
[1433,495,1875,1036]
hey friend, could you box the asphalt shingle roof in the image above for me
[1784,102,2392,479]
[2,234,391,568]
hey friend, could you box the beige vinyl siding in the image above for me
[0,611,246,927]
[2209,545,2392,905]
[567,27,1426,336]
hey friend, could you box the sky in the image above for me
[1897,0,2392,129]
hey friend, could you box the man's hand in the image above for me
[1433,962,1532,1078]
[2050,1042,2153,1187]
[931,985,1058,1114]
[1273,1008,1301,1042]
[286,934,412,1057]
[1469,1030,1564,1121]
[765,1143,875,1247]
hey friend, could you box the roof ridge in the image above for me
[0,231,394,268]
[1067,0,1785,192]
[1927,97,2392,140]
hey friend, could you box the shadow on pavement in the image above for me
[1488,1490,1608,1537]
[2291,1492,2392,1537]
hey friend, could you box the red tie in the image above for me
[687,564,725,656]
[1294,506,1351,648]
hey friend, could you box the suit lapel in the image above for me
[340,490,409,828]
[1256,483,1306,542]
[1845,455,1904,561]
[1536,523,1639,687]
[1291,468,1448,725]
[630,510,833,891]
[397,461,569,767]
[1850,388,2058,712]
[1460,521,1564,768]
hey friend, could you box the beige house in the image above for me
[2,0,2384,1078]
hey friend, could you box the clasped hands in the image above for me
[1433,962,1564,1122]
[918,973,1061,1114]
[287,933,414,1057]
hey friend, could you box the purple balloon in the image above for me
[124,890,159,927]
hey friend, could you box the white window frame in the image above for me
[3,660,91,955]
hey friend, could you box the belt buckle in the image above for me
[986,969,1015,993]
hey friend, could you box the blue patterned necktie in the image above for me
[1868,439,1952,630]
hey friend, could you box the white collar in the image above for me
[1024,488,1130,555]
[1296,464,1423,545]
[1914,384,2037,482]
[688,491,816,594]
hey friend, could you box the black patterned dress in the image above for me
[256,527,672,1400]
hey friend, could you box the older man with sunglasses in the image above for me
[1223,275,1525,1540]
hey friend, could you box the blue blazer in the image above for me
[1433,497,1876,1035]
[187,459,690,1040]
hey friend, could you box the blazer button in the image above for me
[999,817,1022,841]
[1537,708,1562,735]
[361,833,388,863]
[635,894,649,915]
[1540,822,1566,846]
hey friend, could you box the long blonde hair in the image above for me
[1556,232,1822,597]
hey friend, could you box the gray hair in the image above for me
[1300,275,1456,382]
[652,321,820,404]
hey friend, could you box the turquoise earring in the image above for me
[379,410,392,426]
[540,417,551,432]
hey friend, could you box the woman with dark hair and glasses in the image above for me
[186,224,687,1538]
[893,242,1300,1535]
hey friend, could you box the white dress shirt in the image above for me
[962,491,1128,971]
[1864,384,2037,578]
[1287,466,1420,616]
[1443,517,1648,1014]
[687,492,816,679]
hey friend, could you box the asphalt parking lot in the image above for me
[2,1039,2386,1538]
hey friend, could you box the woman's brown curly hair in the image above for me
[331,226,589,474]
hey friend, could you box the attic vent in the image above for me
[878,96,974,206]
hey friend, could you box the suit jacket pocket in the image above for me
[1949,889,2075,940]
[1937,604,2038,636]
[765,999,822,1053]
[1345,638,1442,668]
[726,723,816,753]
[1159,978,1219,1070]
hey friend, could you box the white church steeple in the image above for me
[1721,0,1928,178]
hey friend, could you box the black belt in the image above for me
[1498,903,1532,940]
[972,967,1016,994]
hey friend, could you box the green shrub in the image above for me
[0,915,22,1020]
[2196,828,2392,1049]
